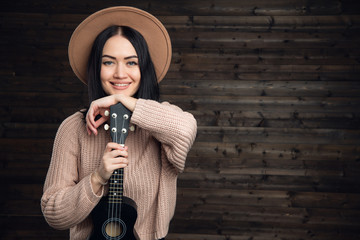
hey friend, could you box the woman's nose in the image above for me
[114,63,126,78]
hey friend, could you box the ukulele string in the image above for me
[110,115,119,236]
[118,117,126,225]
[112,117,118,236]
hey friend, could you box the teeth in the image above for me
[114,83,129,87]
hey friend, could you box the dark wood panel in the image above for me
[0,216,68,240]
[166,71,360,81]
[1,0,352,16]
[189,142,359,161]
[161,80,360,97]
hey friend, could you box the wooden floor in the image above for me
[1,0,360,239]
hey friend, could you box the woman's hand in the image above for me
[86,94,137,135]
[86,95,117,135]
[91,143,129,192]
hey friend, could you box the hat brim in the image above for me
[68,6,172,84]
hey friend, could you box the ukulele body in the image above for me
[90,195,138,240]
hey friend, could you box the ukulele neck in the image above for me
[108,168,124,204]
[107,103,132,205]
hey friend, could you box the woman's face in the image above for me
[100,35,141,97]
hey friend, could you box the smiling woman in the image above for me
[40,6,197,240]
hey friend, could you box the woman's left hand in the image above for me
[86,95,118,135]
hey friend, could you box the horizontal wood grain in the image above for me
[0,215,68,240]
[1,0,359,239]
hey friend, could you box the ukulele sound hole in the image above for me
[102,218,126,239]
[106,222,121,237]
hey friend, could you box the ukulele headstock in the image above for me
[105,103,132,145]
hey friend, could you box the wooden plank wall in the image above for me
[1,0,360,239]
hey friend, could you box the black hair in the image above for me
[86,25,159,104]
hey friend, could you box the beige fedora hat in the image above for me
[68,6,172,84]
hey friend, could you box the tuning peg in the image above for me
[104,110,109,117]
[104,124,109,131]
[112,113,117,119]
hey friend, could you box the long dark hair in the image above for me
[86,25,160,104]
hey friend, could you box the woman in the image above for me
[41,6,197,240]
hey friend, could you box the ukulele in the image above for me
[90,103,138,240]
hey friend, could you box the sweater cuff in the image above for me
[85,174,104,203]
[132,98,147,123]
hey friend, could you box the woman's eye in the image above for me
[128,61,138,66]
[103,61,114,66]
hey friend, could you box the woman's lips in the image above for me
[111,82,130,90]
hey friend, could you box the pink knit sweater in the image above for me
[41,99,197,240]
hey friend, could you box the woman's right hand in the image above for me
[91,142,129,189]
[86,95,118,136]
[86,94,137,136]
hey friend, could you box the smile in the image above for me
[110,82,132,91]
[114,83,130,87]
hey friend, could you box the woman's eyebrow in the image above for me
[124,55,138,60]
[102,55,138,60]
[102,54,116,59]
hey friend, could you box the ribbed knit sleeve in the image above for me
[131,99,197,173]
[41,112,104,230]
